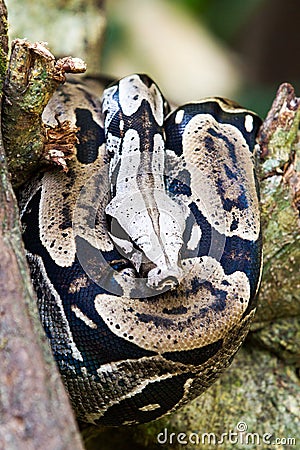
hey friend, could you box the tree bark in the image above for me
[0,2,84,449]
[2,38,86,187]
[256,83,300,323]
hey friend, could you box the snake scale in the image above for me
[19,74,262,426]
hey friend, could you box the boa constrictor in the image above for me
[19,74,262,426]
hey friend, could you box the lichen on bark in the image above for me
[2,39,86,187]
[255,83,300,324]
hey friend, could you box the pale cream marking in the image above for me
[187,223,202,251]
[175,109,185,124]
[149,377,195,420]
[71,304,98,330]
[244,114,254,133]
[118,74,164,125]
[41,154,113,268]
[106,128,141,200]
[96,355,188,375]
[150,133,166,190]
[81,366,88,377]
[68,275,89,294]
[39,176,76,267]
[71,154,113,254]
[43,81,104,129]
[183,377,194,394]
[182,113,260,240]
[139,403,161,412]
[106,132,122,182]
[98,372,174,413]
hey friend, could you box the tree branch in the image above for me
[2,39,86,187]
[256,83,300,323]
[0,2,84,448]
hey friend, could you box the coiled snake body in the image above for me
[19,74,262,426]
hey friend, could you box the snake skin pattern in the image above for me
[19,74,262,426]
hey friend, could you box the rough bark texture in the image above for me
[2,39,86,187]
[0,2,84,449]
[255,83,300,323]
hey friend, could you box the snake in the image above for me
[18,74,262,426]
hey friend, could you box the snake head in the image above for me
[106,189,187,294]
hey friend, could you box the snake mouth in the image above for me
[157,275,179,290]
[146,266,183,291]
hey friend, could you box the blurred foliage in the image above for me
[103,0,266,70]
[235,83,280,119]
[167,0,265,43]
[103,0,300,119]
[101,15,127,67]
[168,0,300,118]
[167,0,272,118]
